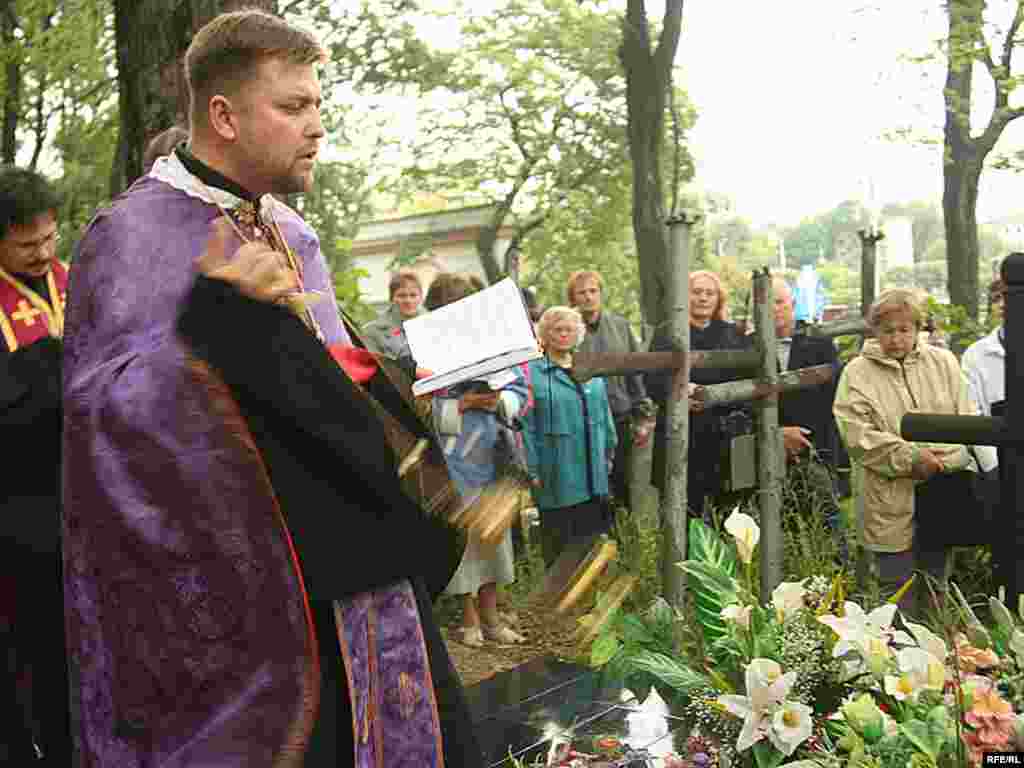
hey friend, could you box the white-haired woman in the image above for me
[833,289,989,614]
[522,307,617,566]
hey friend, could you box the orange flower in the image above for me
[955,633,1000,673]
[962,686,1015,765]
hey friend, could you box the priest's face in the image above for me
[0,210,59,278]
[231,57,325,196]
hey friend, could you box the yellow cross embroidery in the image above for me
[12,299,42,327]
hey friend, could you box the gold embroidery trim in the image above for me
[0,265,61,338]
[0,310,17,352]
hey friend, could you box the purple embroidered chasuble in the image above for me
[62,163,444,767]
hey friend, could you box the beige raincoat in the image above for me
[833,339,977,552]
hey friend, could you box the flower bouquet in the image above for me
[586,510,1024,768]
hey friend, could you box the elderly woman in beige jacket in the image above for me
[834,289,986,612]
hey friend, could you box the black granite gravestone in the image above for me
[465,656,689,766]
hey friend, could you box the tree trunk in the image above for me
[941,0,1024,321]
[111,0,279,195]
[620,0,683,329]
[943,159,982,319]
[1,0,20,165]
[476,220,503,284]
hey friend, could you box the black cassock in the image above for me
[0,276,70,766]
[177,275,481,767]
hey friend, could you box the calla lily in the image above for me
[718,659,796,752]
[721,603,752,630]
[769,701,814,756]
[771,580,808,621]
[724,510,760,565]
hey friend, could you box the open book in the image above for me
[404,277,542,396]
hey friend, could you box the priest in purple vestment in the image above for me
[62,10,479,767]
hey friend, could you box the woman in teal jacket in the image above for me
[524,306,618,566]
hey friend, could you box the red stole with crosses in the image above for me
[0,260,68,352]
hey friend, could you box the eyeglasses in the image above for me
[12,229,60,254]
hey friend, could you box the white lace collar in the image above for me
[149,151,280,221]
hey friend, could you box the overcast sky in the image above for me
[331,0,1024,228]
[673,0,1024,226]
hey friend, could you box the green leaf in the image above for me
[898,718,946,760]
[753,740,786,768]
[678,560,740,645]
[622,650,710,694]
[619,614,657,646]
[689,517,738,577]
[590,632,621,667]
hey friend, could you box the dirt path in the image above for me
[442,596,584,687]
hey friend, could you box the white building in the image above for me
[878,215,913,273]
[350,205,516,309]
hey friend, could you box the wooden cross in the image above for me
[12,299,42,327]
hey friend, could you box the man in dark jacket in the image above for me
[569,270,654,513]
[0,166,70,765]
[773,277,846,548]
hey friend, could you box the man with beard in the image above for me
[63,10,479,767]
[0,166,70,765]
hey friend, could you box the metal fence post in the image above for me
[661,212,698,610]
[753,269,784,595]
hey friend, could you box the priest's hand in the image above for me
[198,217,298,304]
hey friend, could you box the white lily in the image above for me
[719,659,796,752]
[904,620,948,661]
[883,646,945,701]
[818,601,913,659]
[724,509,760,565]
[771,580,808,621]
[721,603,753,630]
[769,701,814,756]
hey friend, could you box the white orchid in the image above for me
[719,659,797,752]
[818,601,913,659]
[771,580,808,621]
[721,603,753,630]
[883,646,946,701]
[724,509,760,565]
[769,701,814,756]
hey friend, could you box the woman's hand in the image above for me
[912,448,944,481]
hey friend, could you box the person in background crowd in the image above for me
[645,270,751,517]
[362,267,424,357]
[568,270,654,514]
[833,289,985,615]
[772,276,849,547]
[142,125,190,174]
[425,273,529,648]
[962,275,1008,422]
[0,166,71,765]
[62,11,480,766]
[523,306,617,566]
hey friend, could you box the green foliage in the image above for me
[333,266,376,326]
[673,517,749,651]
[922,294,995,352]
[817,260,860,308]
